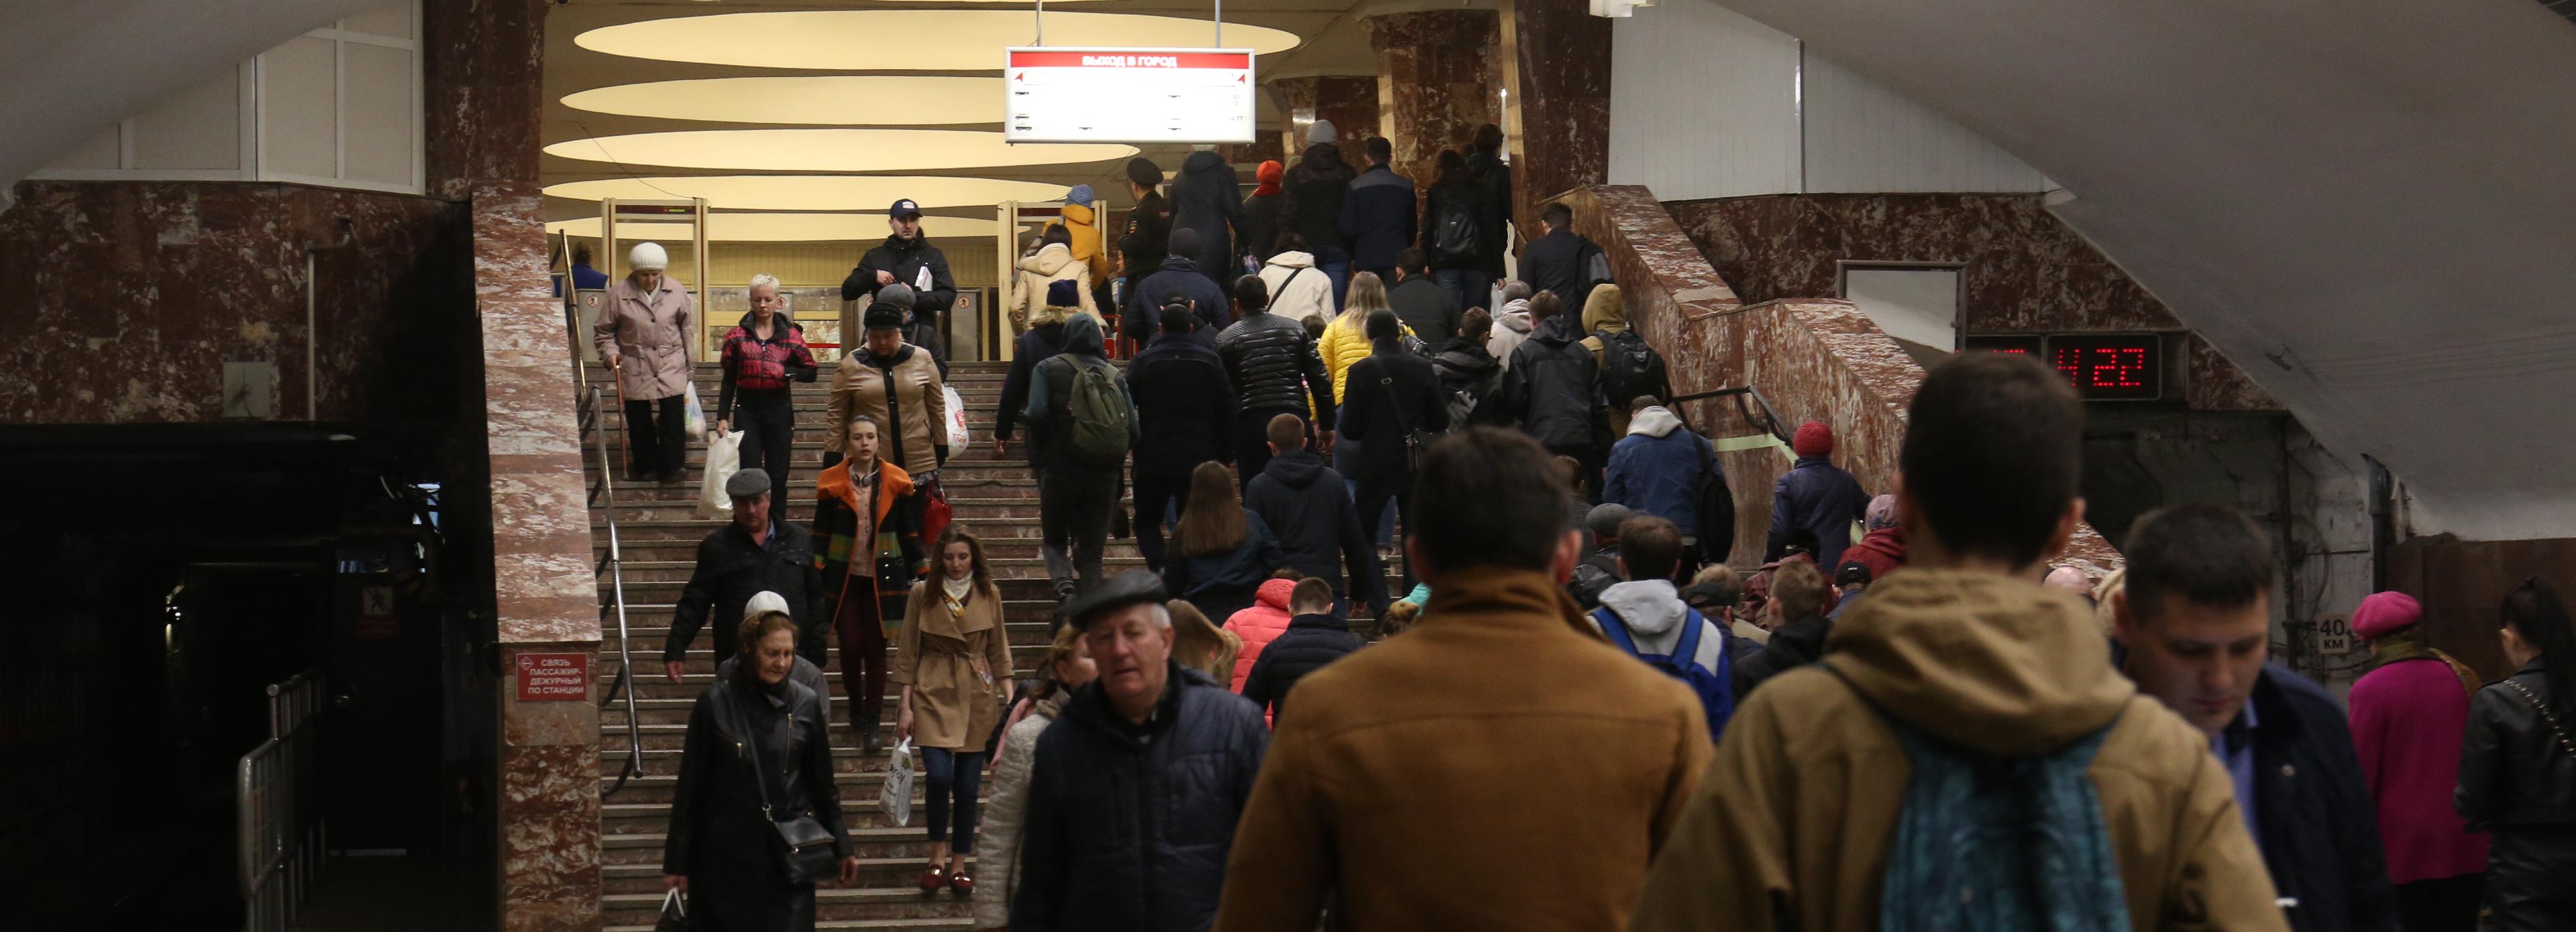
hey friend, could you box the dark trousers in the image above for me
[1353,475,1414,591]
[833,588,888,730]
[1133,468,1191,573]
[1234,407,1308,491]
[1039,463,1122,597]
[623,394,686,480]
[2394,874,2482,932]
[1434,268,1493,312]
[920,748,987,854]
[734,390,795,518]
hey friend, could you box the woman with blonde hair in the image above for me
[1167,599,1242,685]
[973,625,1097,931]
[1162,461,1285,622]
[892,525,1012,896]
[1320,272,1411,549]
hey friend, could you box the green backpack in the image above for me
[1056,357,1132,466]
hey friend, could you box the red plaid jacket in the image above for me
[717,314,818,413]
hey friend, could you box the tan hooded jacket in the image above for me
[1628,569,2288,932]
[1580,284,1638,435]
[1007,242,1099,337]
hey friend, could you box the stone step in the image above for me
[602,770,907,806]
[603,622,1061,655]
[602,827,985,866]
[602,884,977,926]
[600,858,976,896]
[605,793,969,834]
[603,745,896,778]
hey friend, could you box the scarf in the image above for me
[2371,628,2482,701]
[943,574,975,603]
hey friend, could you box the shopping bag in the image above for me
[654,888,693,931]
[879,737,915,827]
[683,382,708,437]
[695,430,741,520]
[943,386,971,448]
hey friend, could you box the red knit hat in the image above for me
[1792,420,1834,458]
[2351,591,2422,640]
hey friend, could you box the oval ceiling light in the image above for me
[545,129,1134,172]
[562,76,1006,126]
[550,213,1031,242]
[545,175,1066,211]
[574,11,1302,71]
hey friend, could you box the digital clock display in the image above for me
[1964,333,2164,401]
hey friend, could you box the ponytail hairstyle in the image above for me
[2502,577,2576,718]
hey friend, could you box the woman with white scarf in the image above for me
[892,526,1015,897]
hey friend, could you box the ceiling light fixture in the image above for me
[543,129,1136,172]
[574,10,1303,71]
[561,76,1008,126]
[549,213,1035,242]
[544,175,1068,211]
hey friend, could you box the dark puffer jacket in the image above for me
[1169,150,1245,288]
[1495,314,1607,453]
[1125,332,1237,477]
[1279,143,1354,257]
[1239,613,1368,722]
[1431,336,1503,425]
[1764,455,1871,568]
[1242,451,1384,609]
[1011,664,1268,932]
[1215,311,1337,418]
[1729,614,1829,701]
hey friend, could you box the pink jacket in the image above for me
[1223,578,1298,693]
[2349,658,2489,883]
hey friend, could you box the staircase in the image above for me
[582,359,1143,931]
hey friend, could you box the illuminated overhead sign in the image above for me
[1004,47,1256,143]
[1964,333,2166,401]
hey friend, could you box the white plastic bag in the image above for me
[879,737,915,827]
[683,382,708,437]
[943,386,970,448]
[695,430,741,520]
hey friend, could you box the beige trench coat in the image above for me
[891,579,1012,752]
[594,274,696,400]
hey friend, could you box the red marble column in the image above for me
[423,0,545,200]
[1365,11,1502,198]
[1267,76,1381,160]
[1499,0,1611,238]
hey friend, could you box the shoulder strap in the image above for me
[1591,607,1641,654]
[2502,679,2576,761]
[1673,607,1705,671]
[1279,266,1307,292]
[1376,373,1415,436]
[718,688,782,819]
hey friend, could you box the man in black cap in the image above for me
[842,198,955,369]
[663,468,830,679]
[1120,226,1230,350]
[1011,570,1268,932]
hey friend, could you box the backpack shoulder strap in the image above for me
[1591,607,1642,654]
[1673,607,1705,671]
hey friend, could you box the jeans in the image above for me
[1039,463,1122,596]
[1333,410,1393,546]
[920,748,987,854]
[1132,468,1191,573]
[1434,268,1493,312]
[623,394,686,480]
[1353,476,1414,591]
[733,389,794,518]
[1320,260,1352,312]
[1234,407,1309,491]
[833,586,889,730]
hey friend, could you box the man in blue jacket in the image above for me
[1605,399,1719,579]
[1764,420,1870,569]
[1122,227,1230,349]
[2112,503,2399,932]
[1125,302,1237,573]
[1339,136,1417,286]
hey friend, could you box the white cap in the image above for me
[629,241,669,271]
[743,591,790,624]
[1307,119,1338,145]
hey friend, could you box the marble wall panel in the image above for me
[1368,11,1501,197]
[424,0,545,198]
[1501,0,1610,237]
[496,662,602,932]
[0,181,465,424]
[1269,76,1381,158]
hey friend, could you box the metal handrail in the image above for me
[1666,384,1794,445]
[237,671,325,932]
[592,384,647,798]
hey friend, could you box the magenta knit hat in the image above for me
[2351,591,2422,640]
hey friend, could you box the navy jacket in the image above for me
[1242,451,1386,610]
[1338,164,1417,271]
[2248,664,2400,932]
[1122,257,1230,349]
[1387,276,1461,343]
[1519,227,1597,310]
[1496,314,1607,453]
[1765,455,1870,568]
[1240,613,1368,722]
[1604,408,1716,537]
[1012,664,1268,932]
[1124,333,1237,477]
[1169,150,1246,288]
[1336,341,1452,484]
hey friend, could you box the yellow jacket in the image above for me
[1059,202,1111,288]
[1318,312,1415,404]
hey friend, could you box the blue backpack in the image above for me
[1593,606,1735,742]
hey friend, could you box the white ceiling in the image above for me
[1701,0,2576,540]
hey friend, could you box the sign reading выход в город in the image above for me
[1004,48,1255,144]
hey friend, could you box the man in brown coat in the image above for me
[1627,353,2286,932]
[1213,428,1713,932]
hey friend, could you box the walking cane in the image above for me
[609,357,633,478]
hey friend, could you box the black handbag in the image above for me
[654,888,694,932]
[737,695,841,886]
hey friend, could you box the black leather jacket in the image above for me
[1216,311,1337,419]
[664,675,849,929]
[2460,659,2576,830]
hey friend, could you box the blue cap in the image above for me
[889,198,922,219]
[1046,279,1081,308]
[1067,184,1093,206]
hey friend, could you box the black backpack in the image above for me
[1695,438,1736,565]
[1597,329,1669,410]
[1430,194,1483,268]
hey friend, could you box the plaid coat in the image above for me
[716,312,818,414]
[814,457,928,633]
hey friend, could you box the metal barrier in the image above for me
[592,384,647,798]
[237,671,326,932]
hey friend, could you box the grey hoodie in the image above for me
[1595,578,1729,673]
[1487,298,1535,369]
[1627,404,1684,439]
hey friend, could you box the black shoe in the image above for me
[855,709,885,754]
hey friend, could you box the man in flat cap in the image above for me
[1012,571,1269,932]
[664,467,830,681]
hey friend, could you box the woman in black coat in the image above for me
[665,613,858,931]
[2457,577,2576,932]
[1336,309,1451,592]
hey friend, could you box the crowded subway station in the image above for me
[5,1,2575,930]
